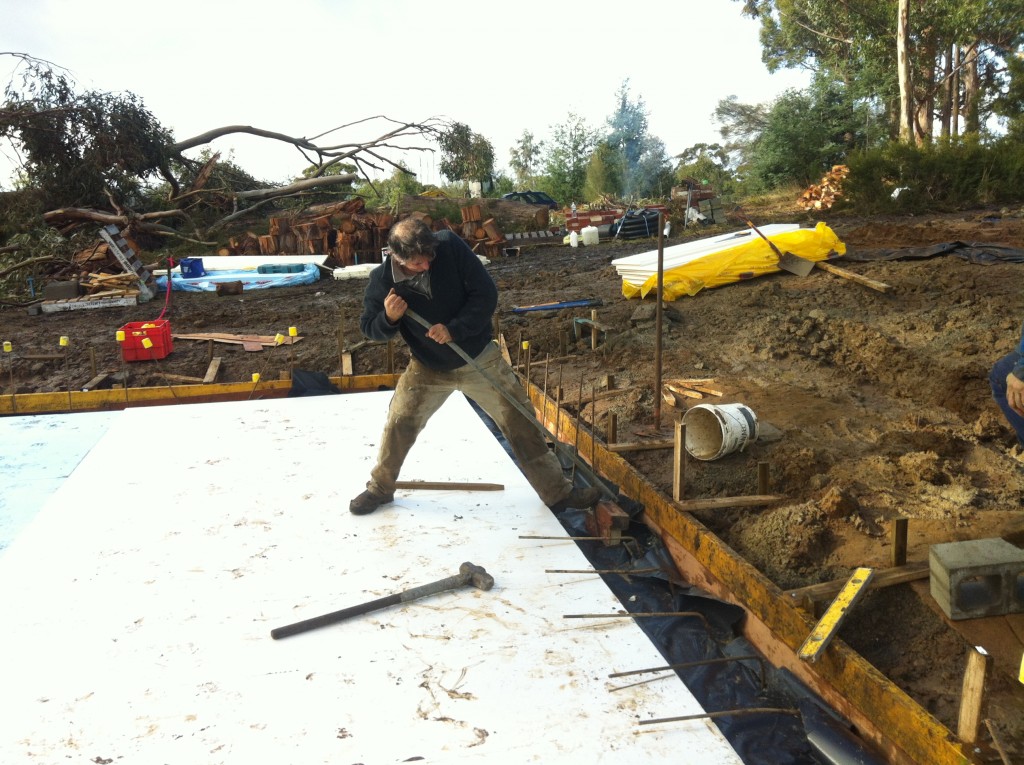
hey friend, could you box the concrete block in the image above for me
[42,279,80,300]
[929,538,1024,620]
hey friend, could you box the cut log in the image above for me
[258,235,277,254]
[482,218,503,241]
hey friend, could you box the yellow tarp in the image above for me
[622,222,846,300]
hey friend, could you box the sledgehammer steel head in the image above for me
[271,561,494,640]
[459,561,494,591]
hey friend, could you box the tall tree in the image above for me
[0,55,173,208]
[584,142,624,201]
[897,0,914,142]
[673,143,736,197]
[605,80,651,196]
[508,130,544,188]
[631,136,674,198]
[437,122,494,185]
[713,95,769,180]
[737,0,1023,141]
[542,113,598,207]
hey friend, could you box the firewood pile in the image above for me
[798,165,849,211]
[216,199,510,265]
[454,203,508,259]
[215,199,389,266]
[65,237,145,298]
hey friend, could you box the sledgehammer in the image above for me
[270,561,494,640]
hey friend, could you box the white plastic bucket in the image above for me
[682,403,758,460]
[581,225,599,246]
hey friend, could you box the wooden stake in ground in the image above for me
[653,212,665,430]
[673,418,686,501]
[757,461,770,495]
[957,647,992,744]
[61,335,71,412]
[3,340,16,414]
[891,518,909,567]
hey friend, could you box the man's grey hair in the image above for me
[387,217,438,261]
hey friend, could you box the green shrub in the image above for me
[845,137,1024,214]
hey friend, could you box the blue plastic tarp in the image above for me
[155,264,321,292]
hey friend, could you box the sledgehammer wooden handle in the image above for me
[271,562,494,640]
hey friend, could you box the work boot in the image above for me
[349,489,395,515]
[549,486,602,513]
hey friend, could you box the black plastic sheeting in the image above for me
[554,502,887,765]
[842,240,1024,264]
[466,397,885,765]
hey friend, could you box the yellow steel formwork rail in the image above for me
[0,374,402,416]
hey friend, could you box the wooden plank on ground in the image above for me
[173,333,304,351]
[607,438,675,453]
[785,561,929,604]
[395,481,504,491]
[675,495,784,511]
[156,373,205,384]
[203,357,223,384]
[81,373,111,392]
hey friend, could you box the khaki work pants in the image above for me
[367,343,572,506]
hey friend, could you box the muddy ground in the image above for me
[3,205,1024,760]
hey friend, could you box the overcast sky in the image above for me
[1,0,811,188]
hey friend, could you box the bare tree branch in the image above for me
[168,125,321,155]
[0,254,64,279]
[234,174,358,200]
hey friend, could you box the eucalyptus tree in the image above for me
[437,121,495,187]
[736,0,1023,143]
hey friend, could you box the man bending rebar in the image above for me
[349,217,600,516]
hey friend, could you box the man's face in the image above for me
[396,252,433,273]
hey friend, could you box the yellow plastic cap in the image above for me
[116,331,126,342]
[2,341,11,353]
[141,338,153,349]
[288,326,298,337]
[251,373,260,383]
[59,336,69,347]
